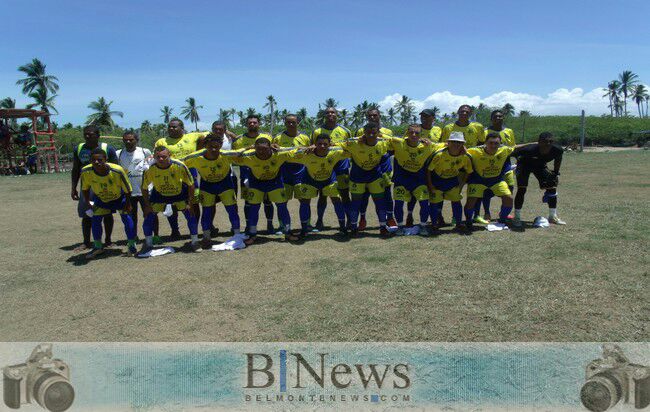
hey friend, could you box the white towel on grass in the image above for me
[211,233,248,251]
[136,247,175,258]
[403,226,421,236]
[487,222,509,232]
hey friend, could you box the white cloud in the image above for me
[379,87,610,116]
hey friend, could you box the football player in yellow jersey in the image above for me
[80,148,137,258]
[464,133,534,230]
[440,104,486,147]
[183,133,242,249]
[310,107,353,230]
[404,108,444,227]
[355,108,397,231]
[481,109,516,222]
[388,124,443,236]
[140,146,199,255]
[231,137,299,244]
[273,114,310,204]
[232,115,276,234]
[288,133,350,237]
[339,121,392,238]
[426,132,474,232]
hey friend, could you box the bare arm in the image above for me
[71,157,81,200]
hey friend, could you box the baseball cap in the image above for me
[419,109,437,117]
[447,132,465,143]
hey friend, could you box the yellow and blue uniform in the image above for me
[356,127,395,186]
[427,148,474,203]
[232,133,272,200]
[337,138,391,196]
[486,127,516,187]
[273,131,310,199]
[142,159,195,212]
[420,126,442,143]
[154,132,206,159]
[388,138,443,201]
[466,145,516,197]
[288,147,350,199]
[441,122,485,147]
[80,163,132,215]
[182,150,241,207]
[312,125,352,189]
[231,149,295,204]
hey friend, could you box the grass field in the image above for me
[0,150,648,342]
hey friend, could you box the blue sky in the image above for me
[2,0,649,127]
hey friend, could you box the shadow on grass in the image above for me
[65,248,124,266]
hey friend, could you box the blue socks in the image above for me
[451,201,463,224]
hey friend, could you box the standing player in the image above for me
[426,132,473,232]
[232,115,276,233]
[355,108,396,231]
[513,132,566,227]
[340,122,392,237]
[183,133,242,248]
[310,107,353,230]
[139,146,200,255]
[231,137,299,244]
[116,130,152,238]
[481,109,516,222]
[80,148,137,258]
[389,124,443,235]
[289,134,350,236]
[153,119,206,238]
[273,114,311,225]
[71,125,118,251]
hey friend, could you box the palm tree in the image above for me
[339,108,349,127]
[519,110,531,117]
[646,95,650,118]
[26,87,58,114]
[140,120,152,133]
[322,97,339,109]
[386,108,397,125]
[160,106,173,123]
[16,58,59,95]
[263,95,277,132]
[86,97,123,131]
[218,108,232,127]
[297,107,308,124]
[631,84,649,117]
[236,110,245,126]
[394,95,414,125]
[180,97,203,131]
[603,81,621,117]
[429,106,441,119]
[0,97,16,109]
[501,103,515,117]
[618,70,639,116]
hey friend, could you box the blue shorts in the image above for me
[430,172,461,192]
[301,171,336,190]
[150,185,189,204]
[380,153,393,174]
[467,173,504,187]
[248,174,284,193]
[334,158,351,176]
[280,163,304,186]
[393,164,426,192]
[93,194,127,212]
[350,163,383,184]
[200,176,235,194]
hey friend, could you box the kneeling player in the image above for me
[140,146,200,254]
[389,124,443,235]
[338,122,392,237]
[183,133,242,249]
[80,148,137,258]
[232,137,299,244]
[426,132,473,232]
[289,134,350,236]
[513,131,566,227]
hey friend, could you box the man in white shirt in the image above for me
[117,130,153,237]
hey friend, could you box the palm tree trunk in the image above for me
[195,121,198,131]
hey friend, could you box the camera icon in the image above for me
[581,344,650,411]
[3,343,74,412]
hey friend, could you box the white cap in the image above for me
[447,132,465,143]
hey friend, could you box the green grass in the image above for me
[0,150,648,341]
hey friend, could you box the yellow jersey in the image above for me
[485,127,516,147]
[311,125,352,144]
[427,148,474,178]
[388,138,443,173]
[232,133,273,150]
[154,132,206,159]
[290,147,349,181]
[142,159,194,197]
[273,131,310,147]
[182,149,240,183]
[440,122,485,147]
[355,126,394,138]
[231,149,295,180]
[466,145,516,179]
[420,126,442,143]
[80,163,132,202]
[337,138,391,171]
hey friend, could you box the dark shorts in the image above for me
[516,167,557,189]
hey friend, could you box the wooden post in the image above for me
[580,110,586,152]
